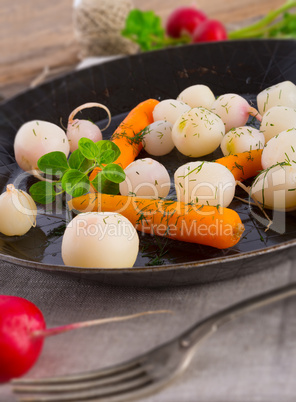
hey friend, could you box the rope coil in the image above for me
[73,0,139,57]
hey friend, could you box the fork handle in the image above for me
[180,283,296,349]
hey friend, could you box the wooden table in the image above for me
[1,0,284,100]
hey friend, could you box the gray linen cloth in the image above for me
[1,247,296,402]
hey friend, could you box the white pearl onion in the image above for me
[0,184,37,236]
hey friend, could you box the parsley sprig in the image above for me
[29,138,125,204]
[121,9,190,51]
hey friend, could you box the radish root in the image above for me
[249,106,262,122]
[68,102,112,132]
[31,170,55,183]
[236,180,272,231]
[32,310,173,339]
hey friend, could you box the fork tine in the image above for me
[12,357,146,386]
[13,364,149,394]
[15,374,153,402]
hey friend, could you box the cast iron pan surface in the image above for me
[1,39,296,287]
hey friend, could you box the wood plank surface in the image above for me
[0,0,285,99]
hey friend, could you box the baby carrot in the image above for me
[68,194,245,249]
[90,98,159,182]
[111,98,159,167]
[215,149,263,181]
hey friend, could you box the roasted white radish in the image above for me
[119,158,171,198]
[176,84,215,109]
[211,93,261,132]
[250,162,296,211]
[174,161,236,207]
[260,105,296,142]
[14,120,70,174]
[67,102,111,152]
[221,126,265,156]
[172,107,225,157]
[142,120,174,156]
[257,81,296,115]
[152,99,191,125]
[261,129,296,169]
[61,212,139,268]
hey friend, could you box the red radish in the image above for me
[166,6,207,38]
[0,295,45,383]
[0,295,170,383]
[192,19,228,42]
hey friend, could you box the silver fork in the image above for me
[12,283,296,402]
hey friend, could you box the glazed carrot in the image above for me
[68,194,245,249]
[111,98,159,167]
[215,149,263,181]
[90,98,159,182]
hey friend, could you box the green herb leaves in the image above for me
[121,9,190,51]
[29,181,57,204]
[61,170,90,198]
[38,152,69,176]
[122,9,165,51]
[229,1,296,40]
[102,164,125,183]
[79,138,100,160]
[68,149,93,172]
[97,140,121,164]
[29,139,125,204]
